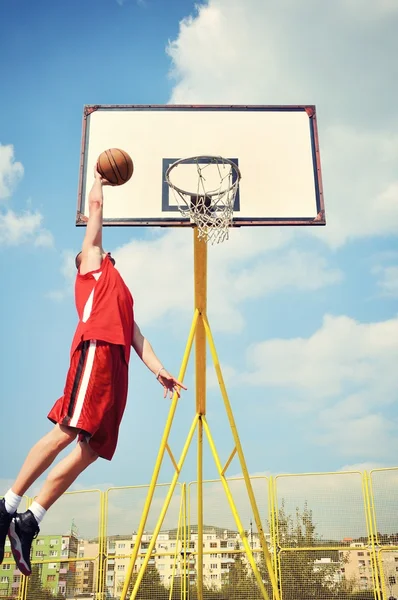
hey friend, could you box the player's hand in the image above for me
[157,370,187,399]
[93,164,114,186]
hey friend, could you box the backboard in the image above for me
[77,105,325,228]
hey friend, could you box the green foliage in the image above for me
[25,565,54,600]
[126,563,169,600]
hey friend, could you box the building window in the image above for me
[357,552,364,556]
[210,564,217,569]
[49,551,58,557]
[118,544,126,549]
[50,539,59,545]
[13,576,21,583]
[0,577,9,583]
[47,576,56,582]
[2,565,10,571]
[35,551,44,557]
[3,553,11,559]
[210,543,217,549]
[36,539,44,546]
[84,563,90,568]
[48,564,57,570]
[221,563,231,570]
[117,565,125,571]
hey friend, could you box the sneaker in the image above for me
[8,510,40,576]
[0,498,14,564]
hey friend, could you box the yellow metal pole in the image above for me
[201,416,271,600]
[363,471,382,600]
[194,229,207,416]
[197,417,203,600]
[130,414,200,599]
[194,228,207,600]
[120,310,199,600]
[202,315,281,600]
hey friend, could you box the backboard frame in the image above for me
[76,104,325,228]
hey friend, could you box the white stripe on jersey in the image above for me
[82,272,102,323]
[69,340,97,427]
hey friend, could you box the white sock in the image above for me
[29,501,46,525]
[4,489,22,514]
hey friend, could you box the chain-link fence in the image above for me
[2,468,397,600]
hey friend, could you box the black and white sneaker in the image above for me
[8,510,40,576]
[0,498,14,564]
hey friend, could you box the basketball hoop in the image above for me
[165,156,241,244]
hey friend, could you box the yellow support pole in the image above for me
[194,229,207,416]
[197,417,203,600]
[194,228,207,600]
[202,315,281,600]
[130,414,200,599]
[120,310,199,600]
[202,416,271,600]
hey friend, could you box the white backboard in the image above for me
[77,105,325,228]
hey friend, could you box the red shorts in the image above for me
[48,340,128,460]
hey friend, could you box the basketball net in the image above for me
[166,156,241,244]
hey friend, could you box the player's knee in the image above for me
[51,424,78,450]
[78,435,99,463]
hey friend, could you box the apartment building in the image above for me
[0,533,78,598]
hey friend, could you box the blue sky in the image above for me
[0,0,397,519]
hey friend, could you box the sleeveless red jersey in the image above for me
[70,255,134,364]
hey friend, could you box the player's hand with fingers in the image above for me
[93,164,114,186]
[156,368,187,399]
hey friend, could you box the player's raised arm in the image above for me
[78,168,111,274]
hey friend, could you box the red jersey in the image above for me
[70,255,134,364]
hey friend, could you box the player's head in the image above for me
[74,251,116,270]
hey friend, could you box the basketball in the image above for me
[97,148,134,186]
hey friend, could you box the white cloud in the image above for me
[0,143,24,200]
[0,208,54,247]
[243,314,398,396]
[373,265,398,298]
[111,229,342,333]
[166,0,398,247]
[233,314,398,458]
[46,250,76,301]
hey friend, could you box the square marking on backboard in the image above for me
[161,158,241,214]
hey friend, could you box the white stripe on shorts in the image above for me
[69,340,97,427]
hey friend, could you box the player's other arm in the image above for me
[132,321,187,398]
[79,169,109,274]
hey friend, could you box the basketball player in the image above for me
[0,167,186,576]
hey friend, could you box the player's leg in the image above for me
[0,424,77,565]
[8,437,98,576]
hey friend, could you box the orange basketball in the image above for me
[97,148,134,186]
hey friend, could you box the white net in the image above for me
[166,156,241,244]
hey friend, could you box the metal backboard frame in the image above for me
[77,104,325,228]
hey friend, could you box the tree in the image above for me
[277,501,360,600]
[125,563,168,600]
[25,565,53,600]
[220,541,252,600]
